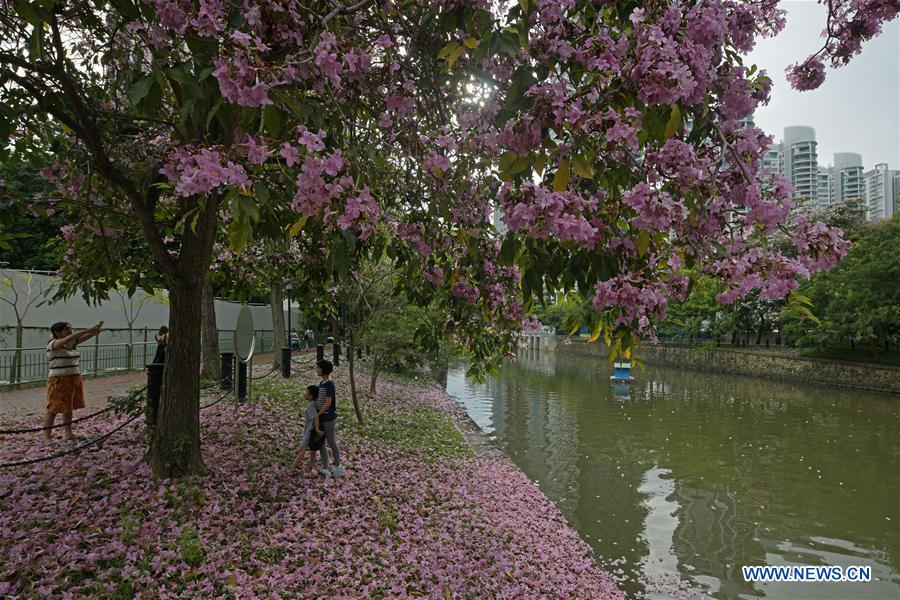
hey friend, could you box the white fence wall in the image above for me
[0,270,299,349]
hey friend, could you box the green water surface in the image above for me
[445,350,900,599]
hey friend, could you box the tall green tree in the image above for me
[783,216,900,357]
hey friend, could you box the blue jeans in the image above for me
[319,419,340,469]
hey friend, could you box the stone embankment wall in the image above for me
[559,341,900,395]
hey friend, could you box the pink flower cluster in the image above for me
[336,187,379,240]
[291,151,352,217]
[451,279,481,304]
[498,183,601,246]
[787,0,899,90]
[622,184,687,233]
[160,147,250,197]
[592,275,670,334]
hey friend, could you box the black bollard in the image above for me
[281,347,291,378]
[146,363,164,428]
[237,361,248,402]
[316,344,324,362]
[220,352,234,390]
[357,346,362,359]
[333,342,340,366]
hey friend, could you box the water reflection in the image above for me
[446,349,900,599]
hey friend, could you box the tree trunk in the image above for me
[127,327,134,370]
[369,352,381,395]
[331,316,340,343]
[11,322,23,386]
[148,194,217,479]
[150,281,207,478]
[200,278,220,381]
[270,281,286,369]
[347,341,364,424]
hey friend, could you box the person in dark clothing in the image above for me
[315,359,343,478]
[152,326,168,364]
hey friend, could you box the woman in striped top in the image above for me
[43,320,104,442]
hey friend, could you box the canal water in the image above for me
[445,350,900,599]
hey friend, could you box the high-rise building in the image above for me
[762,144,782,175]
[738,115,755,130]
[782,126,818,200]
[863,163,898,221]
[833,152,865,205]
[492,208,508,235]
[816,166,834,209]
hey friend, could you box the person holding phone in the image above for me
[43,320,103,442]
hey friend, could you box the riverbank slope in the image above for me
[0,366,622,598]
[558,340,900,394]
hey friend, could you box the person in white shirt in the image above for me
[43,320,103,442]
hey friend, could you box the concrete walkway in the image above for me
[0,352,287,423]
[0,371,147,422]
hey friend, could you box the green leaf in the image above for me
[127,76,153,108]
[505,67,536,111]
[447,45,463,70]
[664,105,682,139]
[500,236,518,263]
[499,151,517,173]
[340,228,357,251]
[143,79,162,113]
[206,99,224,129]
[14,0,42,26]
[227,220,252,252]
[463,37,479,49]
[552,160,570,192]
[263,105,283,137]
[108,0,140,20]
[236,195,259,222]
[288,216,308,238]
[253,182,269,205]
[636,230,650,257]
[29,26,43,58]
[330,242,349,276]
[518,0,529,14]
[166,63,193,84]
[496,31,519,57]
[178,97,196,121]
[572,154,593,179]
[791,292,814,306]
[438,41,459,59]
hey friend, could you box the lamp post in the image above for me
[285,283,292,350]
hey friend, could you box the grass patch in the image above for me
[364,405,471,462]
[255,378,471,462]
[178,526,206,567]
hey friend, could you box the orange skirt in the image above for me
[46,375,86,414]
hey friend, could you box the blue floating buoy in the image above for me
[610,361,633,383]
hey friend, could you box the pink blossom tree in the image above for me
[1,0,893,477]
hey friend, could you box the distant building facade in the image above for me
[833,152,864,206]
[782,126,819,201]
[863,163,898,220]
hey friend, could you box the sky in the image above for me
[744,1,899,170]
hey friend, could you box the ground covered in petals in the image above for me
[0,368,622,598]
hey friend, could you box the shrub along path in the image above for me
[0,366,622,598]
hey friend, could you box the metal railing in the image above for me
[0,342,157,387]
[1,329,277,388]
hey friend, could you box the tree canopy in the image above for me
[2,0,895,476]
